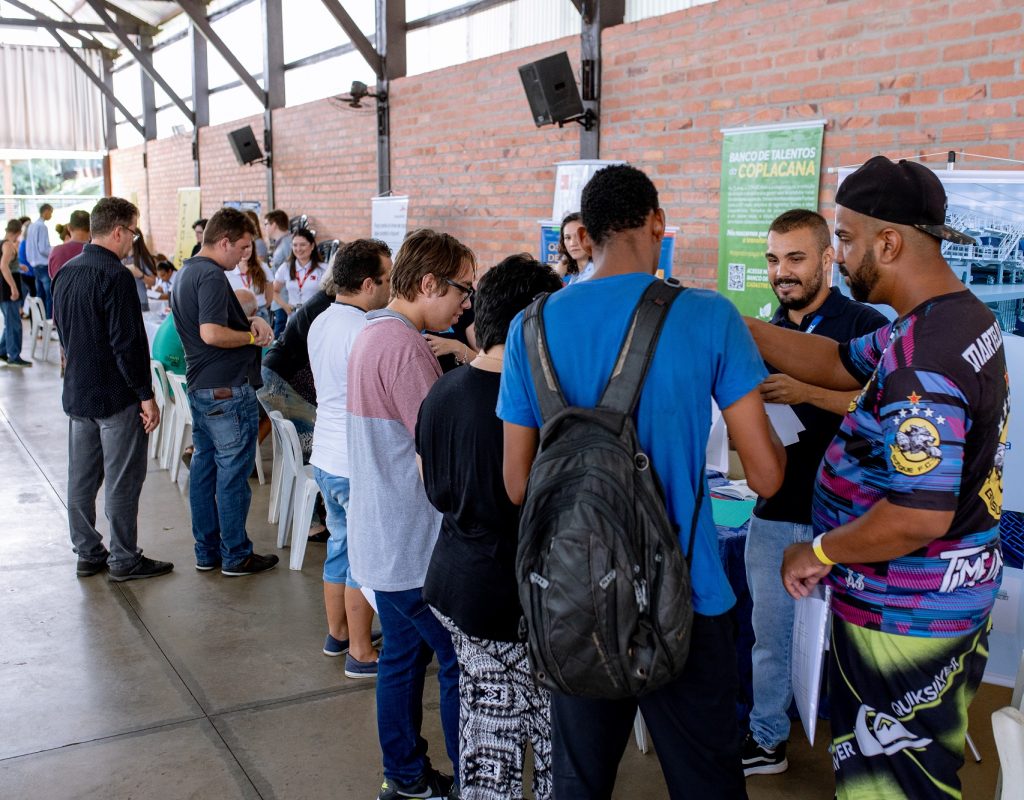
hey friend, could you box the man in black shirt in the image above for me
[172,208,277,577]
[742,210,886,776]
[52,197,173,581]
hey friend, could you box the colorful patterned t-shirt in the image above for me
[815,290,1009,637]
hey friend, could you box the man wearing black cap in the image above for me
[746,155,1008,799]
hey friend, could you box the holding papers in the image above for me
[791,584,831,745]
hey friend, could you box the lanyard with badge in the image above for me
[804,314,824,335]
[295,264,316,294]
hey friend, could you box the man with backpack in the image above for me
[498,164,786,799]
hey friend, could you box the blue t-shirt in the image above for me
[497,273,767,616]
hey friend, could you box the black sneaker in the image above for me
[108,556,174,582]
[0,354,7,362]
[7,358,32,368]
[195,561,222,572]
[741,732,788,776]
[76,557,108,577]
[221,552,279,577]
[376,770,455,800]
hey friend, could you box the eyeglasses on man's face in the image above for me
[444,277,475,303]
[119,224,142,243]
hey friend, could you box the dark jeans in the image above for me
[32,266,52,318]
[1,299,23,359]
[272,307,287,339]
[375,587,460,785]
[549,613,748,800]
[187,384,258,568]
[67,403,148,570]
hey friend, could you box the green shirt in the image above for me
[152,314,186,397]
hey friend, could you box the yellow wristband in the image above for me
[248,331,255,345]
[812,533,836,566]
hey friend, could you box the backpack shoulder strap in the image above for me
[598,278,684,415]
[522,292,567,424]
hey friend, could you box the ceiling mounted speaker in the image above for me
[227,125,263,166]
[518,52,585,127]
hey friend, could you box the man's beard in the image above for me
[843,249,879,303]
[774,268,824,311]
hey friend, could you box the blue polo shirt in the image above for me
[497,273,767,616]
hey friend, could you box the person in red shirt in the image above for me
[49,210,90,281]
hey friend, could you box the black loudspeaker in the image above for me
[228,125,263,165]
[518,52,584,127]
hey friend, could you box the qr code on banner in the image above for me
[727,263,746,292]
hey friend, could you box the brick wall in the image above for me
[145,135,193,259]
[599,0,1024,283]
[390,37,581,267]
[107,0,1024,283]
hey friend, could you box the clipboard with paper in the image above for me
[791,583,832,745]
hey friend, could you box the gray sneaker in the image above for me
[108,556,174,582]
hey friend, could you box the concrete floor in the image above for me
[0,329,1010,800]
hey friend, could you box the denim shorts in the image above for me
[314,466,358,587]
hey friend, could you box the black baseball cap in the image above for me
[835,155,976,246]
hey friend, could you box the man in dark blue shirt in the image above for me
[741,210,887,777]
[52,197,173,582]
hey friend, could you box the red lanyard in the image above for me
[295,265,315,292]
[240,271,252,289]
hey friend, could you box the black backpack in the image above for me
[516,278,703,699]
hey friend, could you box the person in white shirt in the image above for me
[227,242,276,324]
[273,228,323,336]
[307,238,393,678]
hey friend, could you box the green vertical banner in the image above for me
[717,121,825,319]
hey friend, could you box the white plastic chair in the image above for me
[267,411,299,550]
[268,411,321,570]
[27,297,53,362]
[148,361,170,462]
[165,373,192,483]
[993,706,1024,800]
[265,406,286,523]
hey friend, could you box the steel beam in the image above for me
[190,22,209,127]
[0,16,127,34]
[405,0,513,31]
[53,31,146,138]
[578,0,624,158]
[321,0,382,78]
[176,0,268,106]
[140,33,157,140]
[102,53,118,149]
[83,0,196,123]
[379,0,405,80]
[261,0,285,109]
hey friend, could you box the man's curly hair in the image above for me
[580,164,659,246]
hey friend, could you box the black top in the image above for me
[754,287,888,524]
[52,243,153,418]
[417,366,522,641]
[170,256,262,390]
[261,290,332,382]
[1,240,20,302]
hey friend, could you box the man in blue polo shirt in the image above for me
[499,164,786,800]
[742,210,887,777]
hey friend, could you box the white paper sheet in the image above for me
[765,402,805,447]
[791,584,831,746]
[706,400,729,474]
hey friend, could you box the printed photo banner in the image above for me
[174,187,201,269]
[717,121,825,319]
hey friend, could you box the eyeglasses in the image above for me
[119,224,142,243]
[444,278,475,303]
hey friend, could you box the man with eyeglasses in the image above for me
[347,228,475,800]
[52,196,174,581]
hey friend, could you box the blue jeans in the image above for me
[33,266,52,318]
[187,384,259,568]
[272,307,288,339]
[375,588,460,785]
[0,299,23,360]
[313,467,357,587]
[744,514,814,749]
